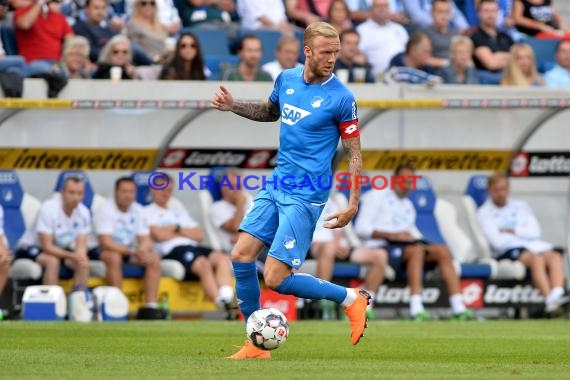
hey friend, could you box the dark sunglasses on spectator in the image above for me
[139,1,156,6]
[180,43,197,49]
[112,49,129,55]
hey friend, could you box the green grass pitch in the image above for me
[1,320,569,380]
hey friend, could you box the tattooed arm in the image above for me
[323,136,362,229]
[212,85,280,122]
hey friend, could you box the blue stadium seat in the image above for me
[525,37,558,73]
[237,29,282,65]
[204,54,240,81]
[0,25,18,56]
[183,27,231,56]
[53,170,96,209]
[0,170,27,251]
[131,171,154,206]
[407,176,446,244]
[465,174,489,207]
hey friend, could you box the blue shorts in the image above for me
[239,188,325,270]
[497,247,526,261]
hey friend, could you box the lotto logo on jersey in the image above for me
[281,103,311,126]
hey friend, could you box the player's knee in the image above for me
[263,269,288,290]
[230,246,255,262]
[191,256,212,274]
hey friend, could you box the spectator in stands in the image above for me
[500,43,544,86]
[403,0,469,30]
[512,0,569,38]
[126,0,171,63]
[262,35,303,81]
[385,31,443,84]
[474,0,519,40]
[422,0,459,70]
[357,0,409,76]
[471,0,514,84]
[0,0,26,76]
[544,39,570,88]
[16,176,91,289]
[73,0,154,66]
[439,35,479,84]
[346,0,411,27]
[0,205,10,310]
[237,0,296,32]
[222,34,273,81]
[93,35,138,79]
[355,165,473,320]
[477,173,569,314]
[333,29,375,82]
[175,0,235,30]
[93,177,163,316]
[53,35,92,79]
[285,0,333,27]
[145,176,236,316]
[14,0,74,76]
[311,197,387,319]
[126,0,181,36]
[208,168,253,254]
[73,0,120,64]
[159,31,208,80]
[327,0,353,32]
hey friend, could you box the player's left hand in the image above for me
[323,207,357,229]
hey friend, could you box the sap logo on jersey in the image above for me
[281,103,311,126]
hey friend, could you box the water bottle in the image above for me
[161,294,171,320]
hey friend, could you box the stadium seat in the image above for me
[525,37,558,73]
[434,198,476,263]
[236,28,282,65]
[408,176,446,245]
[197,166,232,251]
[130,171,185,209]
[204,54,240,81]
[183,27,231,56]
[463,175,526,280]
[53,170,106,212]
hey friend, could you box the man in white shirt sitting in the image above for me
[145,175,236,317]
[477,173,568,314]
[261,35,303,81]
[311,197,387,318]
[93,177,163,318]
[355,165,472,320]
[16,176,91,289]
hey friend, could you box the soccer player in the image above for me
[355,165,473,320]
[92,177,163,317]
[477,173,569,314]
[16,176,91,289]
[212,21,370,359]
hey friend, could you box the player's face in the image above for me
[306,36,340,78]
[151,182,172,206]
[489,178,509,207]
[277,42,300,69]
[61,181,84,210]
[115,181,136,210]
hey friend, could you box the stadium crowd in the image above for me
[0,0,569,91]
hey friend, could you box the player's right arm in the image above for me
[212,85,280,122]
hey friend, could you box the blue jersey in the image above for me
[268,67,359,203]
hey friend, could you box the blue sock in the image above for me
[232,261,260,323]
[275,273,347,304]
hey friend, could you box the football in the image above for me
[246,308,289,350]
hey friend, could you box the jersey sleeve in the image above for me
[135,208,150,236]
[268,71,283,106]
[209,201,235,229]
[179,209,199,229]
[35,203,54,235]
[336,94,360,139]
[78,207,92,235]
